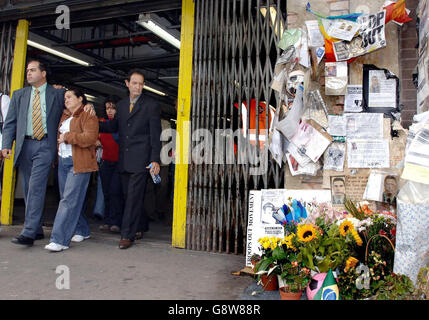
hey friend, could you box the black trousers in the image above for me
[120,171,149,240]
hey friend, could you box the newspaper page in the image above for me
[305,20,325,48]
[368,70,397,109]
[290,121,332,163]
[345,113,384,139]
[325,62,348,95]
[328,115,347,137]
[333,11,387,61]
[326,19,360,42]
[344,85,363,113]
[347,139,390,168]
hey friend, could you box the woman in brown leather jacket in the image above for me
[45,88,99,252]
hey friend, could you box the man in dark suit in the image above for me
[99,69,161,249]
[2,58,93,246]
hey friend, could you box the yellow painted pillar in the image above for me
[1,20,29,225]
[172,0,195,248]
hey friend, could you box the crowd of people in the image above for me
[0,58,164,251]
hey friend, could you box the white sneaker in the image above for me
[71,235,91,243]
[45,242,69,252]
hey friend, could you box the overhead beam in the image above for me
[1,0,182,25]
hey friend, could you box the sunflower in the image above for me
[339,220,354,237]
[297,224,317,242]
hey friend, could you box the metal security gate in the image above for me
[187,0,287,254]
[0,22,15,95]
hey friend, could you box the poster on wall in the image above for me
[245,189,332,266]
[362,65,400,118]
[333,11,387,61]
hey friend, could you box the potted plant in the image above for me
[278,260,312,300]
[254,237,283,291]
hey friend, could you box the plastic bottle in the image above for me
[148,163,161,184]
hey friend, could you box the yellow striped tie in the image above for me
[32,89,44,140]
[129,101,134,113]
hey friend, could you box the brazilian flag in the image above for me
[313,269,341,300]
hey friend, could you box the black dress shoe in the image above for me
[11,235,34,246]
[35,234,45,240]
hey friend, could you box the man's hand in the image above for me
[84,103,96,116]
[146,162,160,176]
[1,149,12,160]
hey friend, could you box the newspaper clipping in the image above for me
[333,11,387,61]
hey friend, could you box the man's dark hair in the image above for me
[67,88,88,106]
[27,58,48,74]
[332,177,345,185]
[384,175,397,183]
[126,68,145,82]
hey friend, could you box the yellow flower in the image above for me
[262,240,270,250]
[339,220,354,237]
[344,257,359,272]
[283,234,297,251]
[297,224,317,242]
[351,229,363,246]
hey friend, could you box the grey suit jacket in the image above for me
[1,84,66,167]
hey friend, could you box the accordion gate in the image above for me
[187,0,287,254]
[0,22,15,95]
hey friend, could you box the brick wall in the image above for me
[400,0,419,129]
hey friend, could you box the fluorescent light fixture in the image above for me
[144,85,167,96]
[27,40,92,66]
[84,94,97,102]
[137,14,181,49]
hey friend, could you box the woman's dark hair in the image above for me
[67,88,88,106]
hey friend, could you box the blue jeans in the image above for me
[50,157,91,246]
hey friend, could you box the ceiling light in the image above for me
[27,40,92,66]
[84,94,97,102]
[144,85,167,96]
[137,14,181,49]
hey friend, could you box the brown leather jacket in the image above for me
[58,105,99,173]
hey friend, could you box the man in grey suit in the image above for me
[1,58,92,246]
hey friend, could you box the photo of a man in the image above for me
[382,175,398,206]
[370,76,380,93]
[326,65,337,77]
[331,177,346,205]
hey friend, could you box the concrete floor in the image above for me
[0,223,254,300]
[0,179,254,300]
